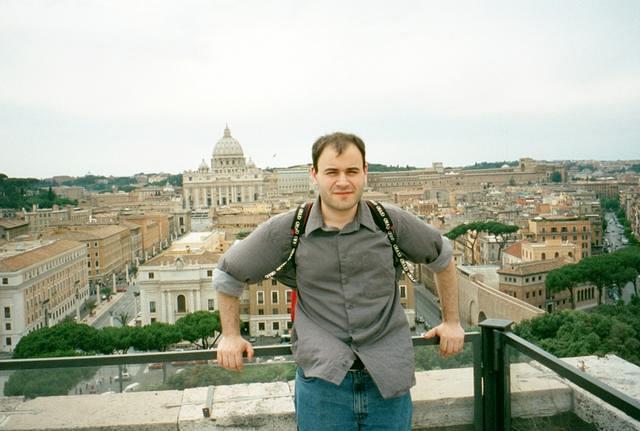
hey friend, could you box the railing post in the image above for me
[480,319,513,431]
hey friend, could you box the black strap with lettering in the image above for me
[263,202,312,281]
[265,200,417,284]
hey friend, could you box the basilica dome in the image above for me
[213,126,244,157]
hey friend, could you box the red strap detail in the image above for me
[290,290,297,322]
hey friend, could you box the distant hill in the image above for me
[462,161,518,170]
[368,163,419,172]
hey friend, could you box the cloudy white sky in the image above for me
[1,1,639,178]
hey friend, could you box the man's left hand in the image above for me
[424,321,465,357]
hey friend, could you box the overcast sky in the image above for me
[1,1,639,179]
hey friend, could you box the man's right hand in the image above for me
[216,335,254,371]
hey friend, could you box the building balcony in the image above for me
[0,320,638,430]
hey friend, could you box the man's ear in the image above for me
[363,162,368,175]
[310,166,318,185]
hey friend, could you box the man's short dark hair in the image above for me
[311,132,366,171]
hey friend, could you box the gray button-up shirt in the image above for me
[214,197,452,399]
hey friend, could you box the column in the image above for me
[196,289,202,311]
[190,291,196,313]
[160,291,166,323]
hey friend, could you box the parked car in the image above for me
[114,372,131,381]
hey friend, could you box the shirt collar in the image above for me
[304,196,377,236]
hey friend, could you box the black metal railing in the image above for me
[479,319,640,430]
[0,327,637,430]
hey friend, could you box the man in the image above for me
[214,132,464,430]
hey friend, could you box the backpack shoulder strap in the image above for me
[264,201,313,280]
[366,200,417,282]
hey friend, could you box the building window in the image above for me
[95,261,99,267]
[207,270,213,277]
[151,317,157,323]
[272,291,279,304]
[177,295,186,313]
[286,290,292,303]
[273,322,280,331]
[272,308,278,315]
[4,307,10,319]
[5,323,11,330]
[258,309,264,315]
[1,278,7,285]
[5,337,11,346]
[208,299,215,310]
[258,322,265,331]
[399,285,407,299]
[148,272,154,279]
[257,291,264,305]
[149,301,157,313]
[271,278,277,286]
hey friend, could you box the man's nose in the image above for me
[336,172,349,185]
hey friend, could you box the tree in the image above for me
[514,297,640,367]
[483,221,519,261]
[100,287,113,301]
[236,230,252,240]
[546,264,582,309]
[175,311,222,349]
[546,248,640,306]
[97,326,133,355]
[114,311,130,327]
[130,323,182,383]
[13,321,99,359]
[86,299,97,316]
[445,221,519,265]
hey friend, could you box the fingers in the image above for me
[216,337,252,371]
[423,328,436,339]
[439,333,464,357]
[246,343,254,362]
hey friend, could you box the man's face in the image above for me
[311,143,368,214]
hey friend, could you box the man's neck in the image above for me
[320,201,359,230]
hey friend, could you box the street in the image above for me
[412,283,443,332]
[91,284,138,328]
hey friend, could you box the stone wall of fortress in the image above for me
[367,160,563,194]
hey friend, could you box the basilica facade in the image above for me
[182,126,265,209]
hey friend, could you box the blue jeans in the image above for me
[294,368,413,430]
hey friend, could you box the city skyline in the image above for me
[1,1,639,178]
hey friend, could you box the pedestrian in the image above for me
[214,132,465,430]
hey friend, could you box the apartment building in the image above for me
[527,215,592,259]
[0,239,89,351]
[46,225,132,289]
[498,259,597,312]
[22,206,91,233]
[274,165,314,196]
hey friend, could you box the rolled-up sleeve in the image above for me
[213,210,294,296]
[213,268,245,297]
[423,235,452,273]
